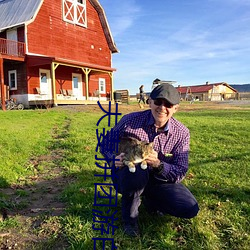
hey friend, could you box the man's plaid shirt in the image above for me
[102,109,190,183]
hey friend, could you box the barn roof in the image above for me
[0,0,42,31]
[0,0,118,53]
[89,0,118,53]
[177,82,237,94]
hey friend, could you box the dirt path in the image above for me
[53,100,250,115]
[0,119,74,249]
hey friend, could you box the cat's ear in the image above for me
[146,142,154,147]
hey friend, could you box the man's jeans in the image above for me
[112,166,199,225]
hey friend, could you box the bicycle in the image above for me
[5,98,24,110]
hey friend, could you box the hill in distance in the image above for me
[230,84,250,92]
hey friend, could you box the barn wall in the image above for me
[27,65,41,94]
[4,61,27,95]
[55,66,87,96]
[26,56,111,98]
[89,74,111,98]
[26,0,111,67]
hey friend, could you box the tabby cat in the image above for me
[118,137,154,173]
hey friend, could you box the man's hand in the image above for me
[146,150,160,168]
[115,153,125,168]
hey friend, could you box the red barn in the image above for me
[0,0,118,109]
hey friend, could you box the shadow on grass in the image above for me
[0,177,9,189]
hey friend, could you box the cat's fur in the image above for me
[118,137,154,173]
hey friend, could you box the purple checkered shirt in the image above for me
[103,109,190,183]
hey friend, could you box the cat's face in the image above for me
[140,142,154,158]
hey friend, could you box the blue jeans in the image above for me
[112,166,199,225]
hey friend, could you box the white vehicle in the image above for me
[151,79,177,90]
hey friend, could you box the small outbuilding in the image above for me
[177,82,238,101]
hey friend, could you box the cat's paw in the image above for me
[129,167,136,173]
[141,163,147,170]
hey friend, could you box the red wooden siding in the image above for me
[89,74,111,97]
[26,0,111,67]
[55,66,86,95]
[26,65,48,94]
[4,62,27,95]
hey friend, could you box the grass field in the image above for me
[0,102,249,249]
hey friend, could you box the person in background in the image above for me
[101,83,199,237]
[138,84,146,105]
[151,78,161,90]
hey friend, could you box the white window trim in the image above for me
[8,70,17,90]
[99,78,106,94]
[62,0,87,27]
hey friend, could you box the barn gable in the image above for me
[0,0,118,53]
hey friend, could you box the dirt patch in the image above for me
[53,102,141,115]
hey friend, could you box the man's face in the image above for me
[149,98,179,126]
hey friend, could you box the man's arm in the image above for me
[146,131,190,183]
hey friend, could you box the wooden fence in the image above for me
[114,90,129,104]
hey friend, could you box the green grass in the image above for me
[0,105,249,249]
[0,110,68,186]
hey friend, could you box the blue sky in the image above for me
[99,0,250,94]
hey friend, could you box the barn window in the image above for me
[63,0,87,27]
[99,78,106,94]
[40,73,47,83]
[8,70,17,90]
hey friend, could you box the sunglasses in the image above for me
[153,99,173,108]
